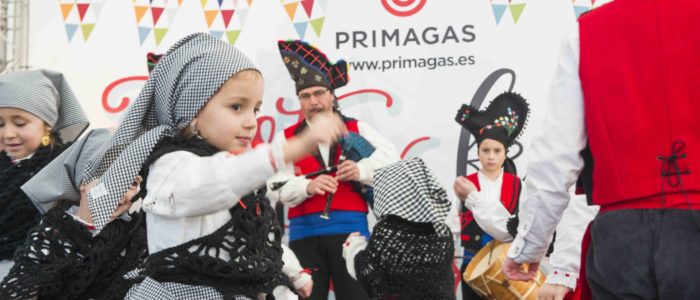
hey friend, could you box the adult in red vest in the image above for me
[503,1,700,298]
[453,92,529,300]
[267,40,399,300]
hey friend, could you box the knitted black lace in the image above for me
[134,135,289,299]
[355,215,456,300]
[0,208,147,300]
[0,142,68,260]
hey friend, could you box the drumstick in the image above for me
[487,241,496,265]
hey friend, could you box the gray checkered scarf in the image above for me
[372,157,452,237]
[21,128,112,213]
[83,33,258,230]
[0,69,88,143]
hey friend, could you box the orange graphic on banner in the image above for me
[59,0,106,42]
[284,2,299,21]
[204,10,219,27]
[133,0,183,46]
[282,0,327,39]
[60,3,74,20]
[200,0,254,45]
[134,6,148,23]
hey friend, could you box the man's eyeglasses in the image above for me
[299,88,329,101]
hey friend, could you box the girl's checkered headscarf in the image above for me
[83,33,259,230]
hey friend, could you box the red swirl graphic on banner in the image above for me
[276,89,394,123]
[253,115,276,147]
[400,136,431,158]
[381,0,427,17]
[101,76,148,113]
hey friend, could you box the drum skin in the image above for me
[464,241,546,300]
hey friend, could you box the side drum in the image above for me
[463,241,545,300]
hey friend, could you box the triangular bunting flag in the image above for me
[134,6,148,23]
[509,3,526,23]
[65,23,79,41]
[178,0,183,6]
[154,28,168,45]
[573,5,590,18]
[301,0,314,18]
[310,17,324,36]
[237,8,249,24]
[76,3,90,22]
[221,10,235,28]
[317,0,328,11]
[91,2,105,19]
[226,30,241,45]
[201,0,208,7]
[591,0,597,5]
[138,26,151,45]
[293,21,308,39]
[491,4,507,24]
[151,7,165,25]
[204,10,218,27]
[60,3,74,20]
[165,7,178,24]
[246,0,253,6]
[218,0,225,7]
[210,30,224,39]
[284,2,298,21]
[81,23,95,41]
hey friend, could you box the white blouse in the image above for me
[141,144,286,254]
[464,170,524,243]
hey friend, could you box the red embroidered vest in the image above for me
[284,119,368,219]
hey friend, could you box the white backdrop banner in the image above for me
[29,0,608,296]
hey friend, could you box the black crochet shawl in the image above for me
[355,215,456,300]
[133,136,289,299]
[0,207,147,300]
[0,143,69,260]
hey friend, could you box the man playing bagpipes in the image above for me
[267,40,400,300]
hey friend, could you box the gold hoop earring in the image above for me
[41,132,51,147]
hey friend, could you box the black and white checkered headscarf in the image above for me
[83,33,259,230]
[21,128,112,214]
[0,69,88,143]
[372,157,452,237]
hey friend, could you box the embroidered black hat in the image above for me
[455,91,529,148]
[278,40,349,94]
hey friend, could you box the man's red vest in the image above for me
[284,119,368,219]
[579,0,700,211]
